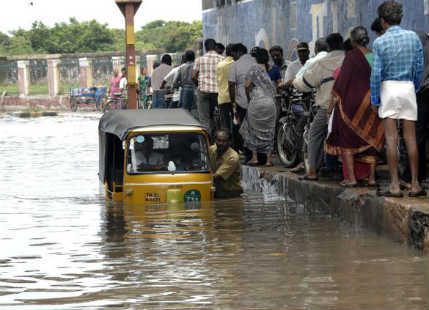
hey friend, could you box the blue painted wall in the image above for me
[203,0,429,60]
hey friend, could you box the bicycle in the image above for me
[102,92,127,112]
[69,87,107,112]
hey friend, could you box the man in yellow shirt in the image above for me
[216,44,235,134]
[209,130,243,198]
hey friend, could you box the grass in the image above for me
[0,82,109,96]
[29,84,49,96]
[59,82,80,95]
[0,84,19,96]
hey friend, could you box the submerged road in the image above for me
[0,112,428,309]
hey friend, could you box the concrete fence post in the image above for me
[112,56,122,74]
[47,58,60,97]
[79,57,93,88]
[136,55,141,80]
[146,55,158,77]
[17,60,30,97]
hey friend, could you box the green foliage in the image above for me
[0,32,10,48]
[28,19,114,54]
[3,18,202,56]
[7,36,34,55]
[136,20,203,53]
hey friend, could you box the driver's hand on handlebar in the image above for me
[279,80,293,89]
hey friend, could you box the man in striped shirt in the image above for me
[193,39,224,137]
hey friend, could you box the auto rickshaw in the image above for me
[99,109,214,204]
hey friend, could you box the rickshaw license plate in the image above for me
[145,193,160,202]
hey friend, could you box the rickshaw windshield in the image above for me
[127,132,210,174]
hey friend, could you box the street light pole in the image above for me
[115,0,142,110]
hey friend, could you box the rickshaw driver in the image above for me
[209,130,243,198]
[134,136,165,171]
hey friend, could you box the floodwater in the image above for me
[0,112,428,310]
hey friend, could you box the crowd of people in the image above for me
[120,1,429,199]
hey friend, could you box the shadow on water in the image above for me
[0,113,428,310]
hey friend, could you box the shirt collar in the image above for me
[386,25,402,33]
[240,54,253,61]
[327,50,345,57]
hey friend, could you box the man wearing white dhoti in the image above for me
[370,1,426,198]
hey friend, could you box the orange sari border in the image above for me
[332,90,385,152]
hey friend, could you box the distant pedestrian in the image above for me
[371,17,385,37]
[269,45,288,79]
[295,38,329,79]
[216,43,225,56]
[137,68,150,109]
[325,26,384,188]
[370,1,425,198]
[151,54,172,108]
[193,39,224,136]
[161,56,184,108]
[228,43,256,154]
[294,33,345,181]
[216,44,235,133]
[119,67,127,94]
[174,50,197,112]
[109,70,121,98]
[281,42,310,87]
[240,47,277,167]
[402,31,429,184]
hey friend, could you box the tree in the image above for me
[7,36,34,55]
[0,32,10,48]
[135,20,203,53]
[3,18,202,56]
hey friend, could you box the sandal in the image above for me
[408,190,427,198]
[363,181,378,188]
[376,190,403,198]
[299,175,319,181]
[340,180,359,188]
[399,181,411,190]
[366,183,378,188]
[264,162,274,167]
[290,163,305,173]
[247,161,259,167]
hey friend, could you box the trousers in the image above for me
[308,108,328,172]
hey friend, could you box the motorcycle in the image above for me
[276,87,316,168]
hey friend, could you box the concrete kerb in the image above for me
[0,95,71,112]
[242,165,429,252]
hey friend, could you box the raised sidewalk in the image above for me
[242,164,429,252]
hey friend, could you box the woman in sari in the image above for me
[240,47,277,167]
[325,26,384,187]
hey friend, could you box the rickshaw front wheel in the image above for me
[70,98,78,112]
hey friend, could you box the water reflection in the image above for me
[0,113,428,310]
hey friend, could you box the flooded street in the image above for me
[0,113,428,310]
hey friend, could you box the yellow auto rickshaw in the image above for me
[99,109,214,204]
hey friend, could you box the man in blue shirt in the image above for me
[370,1,425,198]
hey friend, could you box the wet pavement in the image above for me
[0,112,428,310]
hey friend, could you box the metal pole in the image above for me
[116,0,142,110]
[125,3,137,109]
